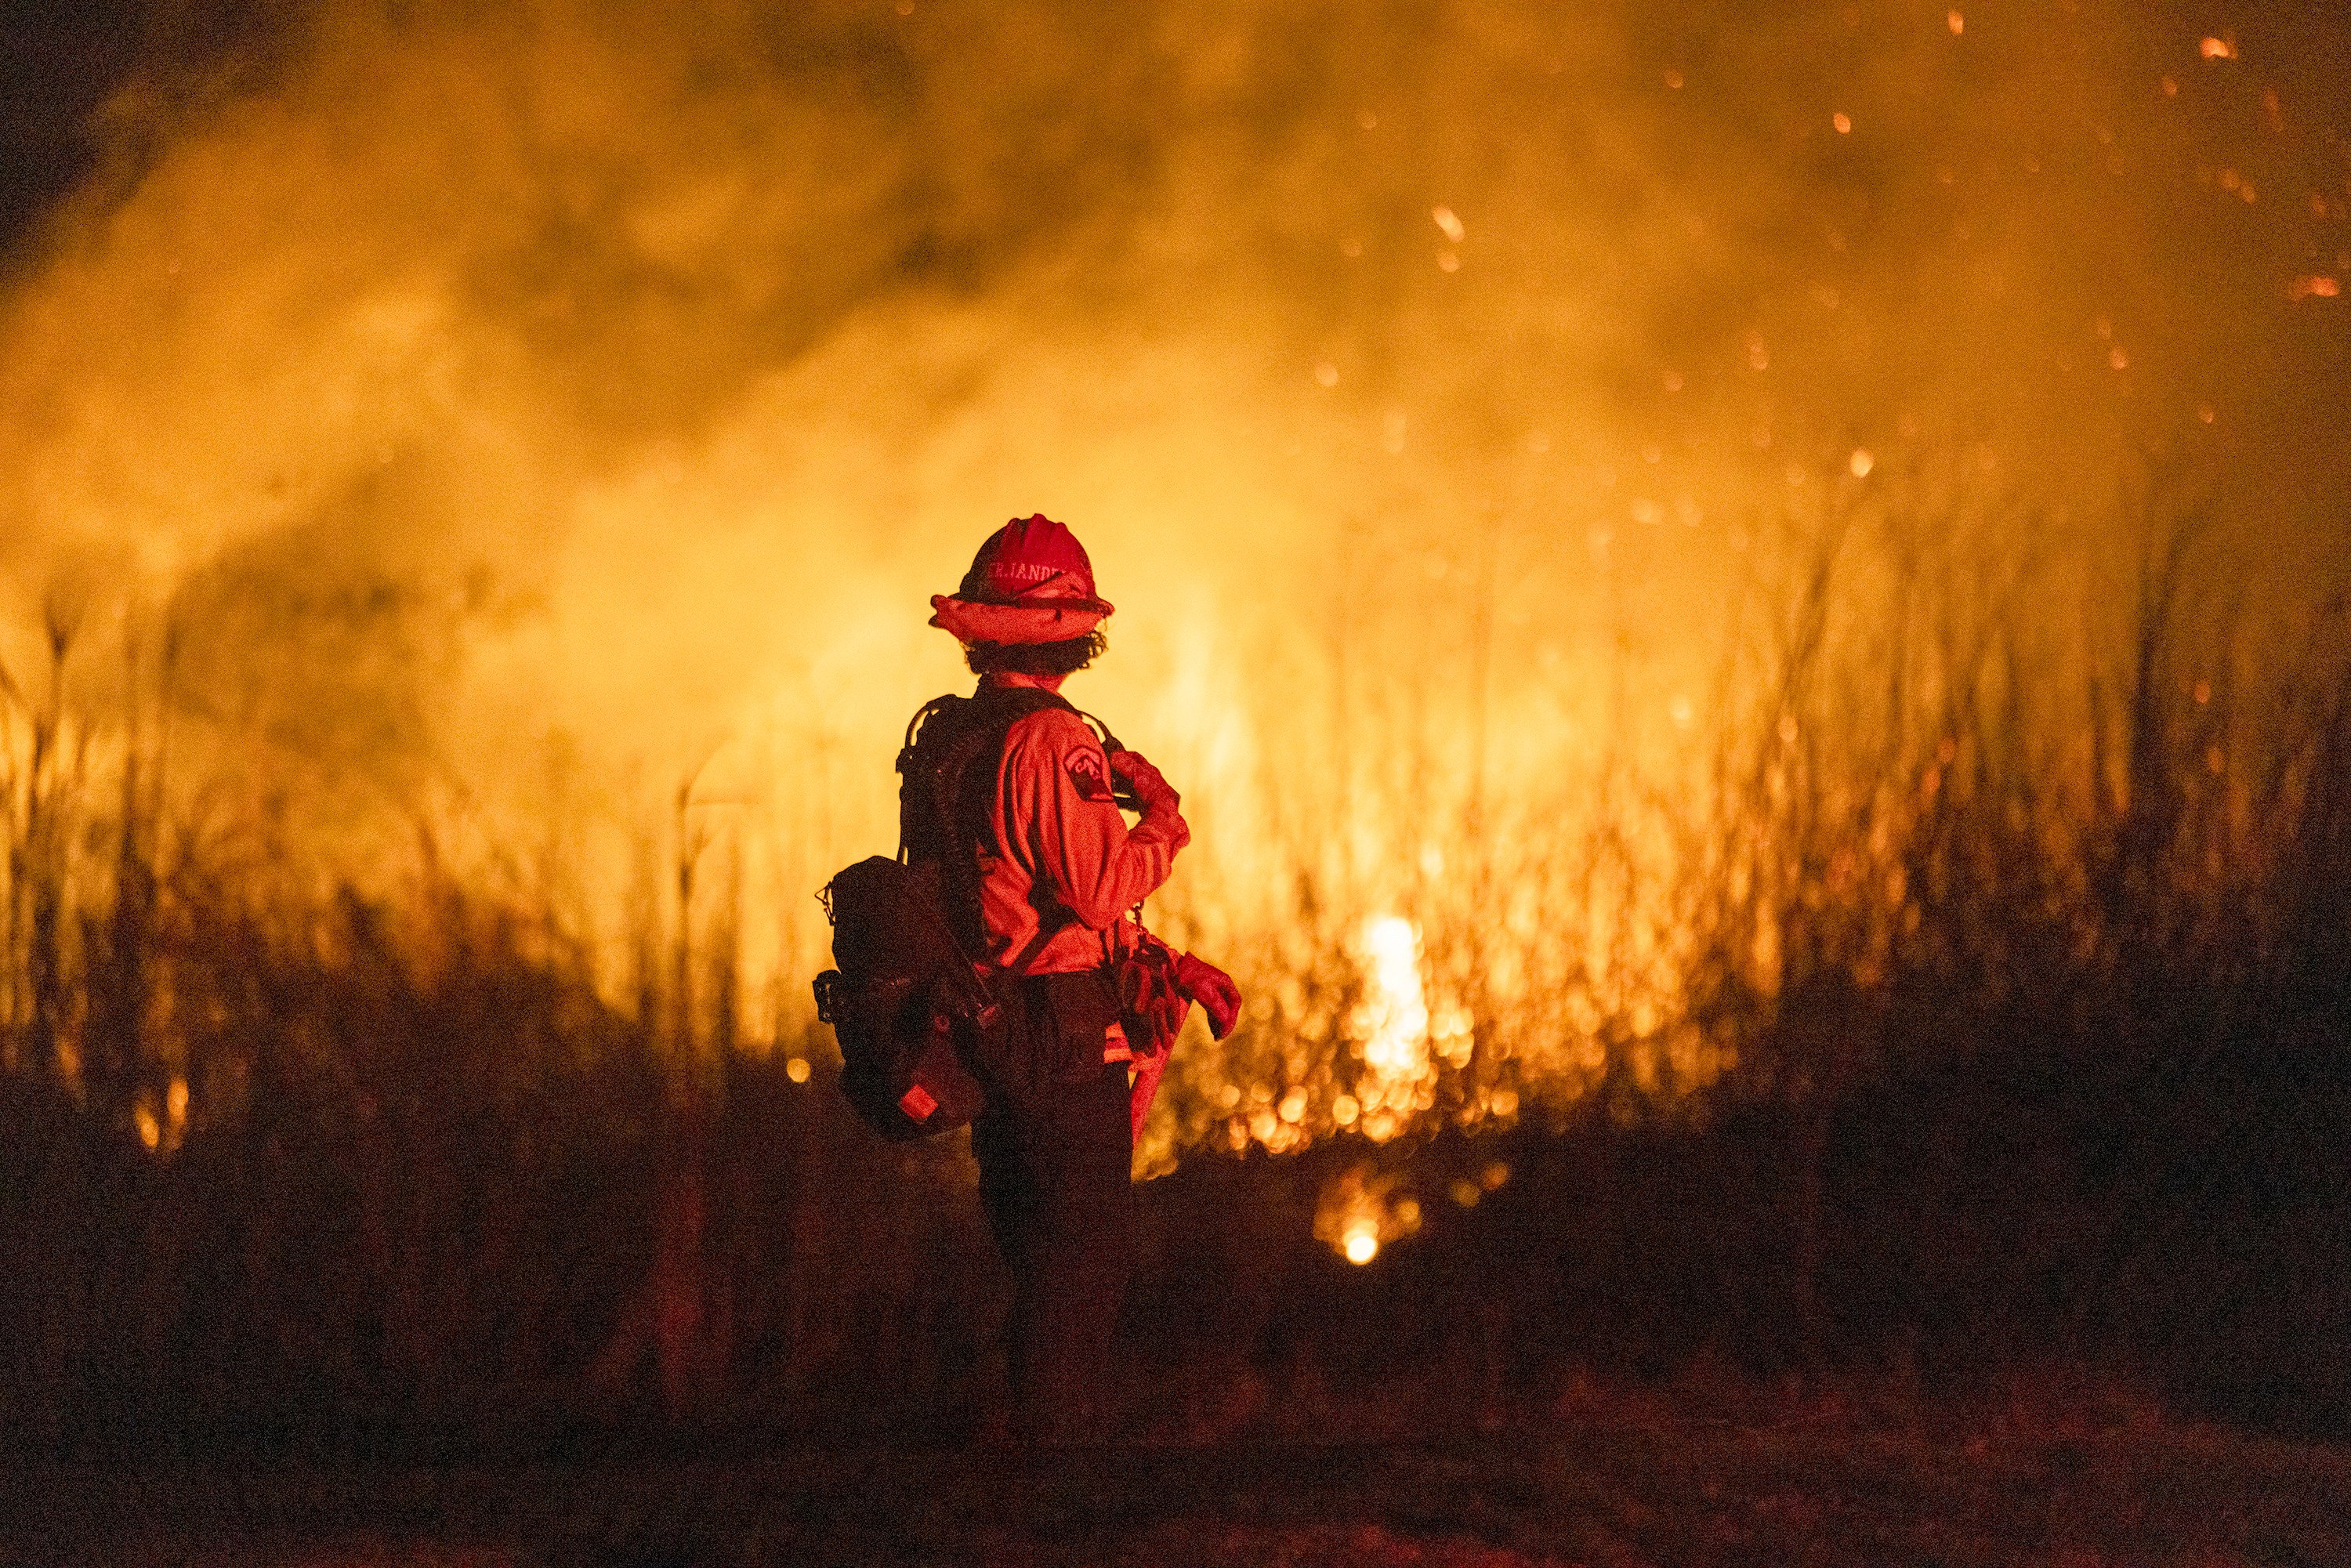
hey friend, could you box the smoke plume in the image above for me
[1,0,2345,1147]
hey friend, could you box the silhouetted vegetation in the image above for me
[1,469,2346,1456]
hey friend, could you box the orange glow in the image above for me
[1357,918,1429,1083]
[0,0,2338,1178]
[1316,1164,1422,1262]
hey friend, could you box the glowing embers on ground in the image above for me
[134,1076,190,1154]
[1313,1163,1422,1265]
[1311,1156,1509,1264]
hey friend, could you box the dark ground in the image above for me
[5,1403,2347,1568]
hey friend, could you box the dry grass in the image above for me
[0,465,2346,1454]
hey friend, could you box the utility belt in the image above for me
[975,964,1128,1101]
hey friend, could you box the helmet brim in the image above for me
[929,594,1112,646]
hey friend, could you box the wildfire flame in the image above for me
[1353,916,1430,1132]
[0,0,2341,1167]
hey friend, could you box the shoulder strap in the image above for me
[896,694,974,866]
[897,686,1082,972]
[1076,710,1123,753]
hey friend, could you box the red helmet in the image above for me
[929,514,1114,645]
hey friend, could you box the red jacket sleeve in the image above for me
[998,709,1189,930]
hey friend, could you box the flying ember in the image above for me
[0,0,2338,1173]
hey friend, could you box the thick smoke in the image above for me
[0,0,2345,1136]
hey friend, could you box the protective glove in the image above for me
[1107,748,1180,814]
[1173,951,1243,1039]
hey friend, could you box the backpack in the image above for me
[812,686,1074,1139]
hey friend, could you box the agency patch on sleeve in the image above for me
[1066,745,1116,802]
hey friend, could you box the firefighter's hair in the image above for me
[962,630,1107,678]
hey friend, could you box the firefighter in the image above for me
[922,513,1240,1447]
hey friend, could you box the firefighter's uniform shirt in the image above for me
[976,704,1190,1013]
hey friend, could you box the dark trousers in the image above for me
[970,1059,1134,1447]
